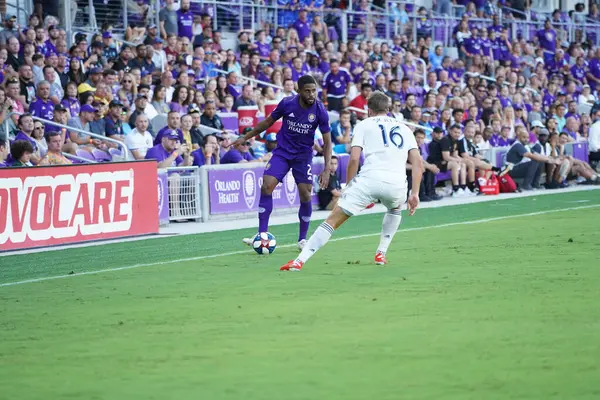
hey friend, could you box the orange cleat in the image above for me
[374,251,387,265]
[280,260,304,271]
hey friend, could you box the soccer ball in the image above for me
[252,232,277,255]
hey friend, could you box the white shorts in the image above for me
[338,175,407,216]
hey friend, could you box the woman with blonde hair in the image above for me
[117,73,137,109]
[501,105,516,138]
[285,28,300,48]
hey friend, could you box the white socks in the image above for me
[377,210,402,255]
[296,222,334,263]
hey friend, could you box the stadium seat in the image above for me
[76,149,96,163]
[92,149,112,162]
[109,148,124,161]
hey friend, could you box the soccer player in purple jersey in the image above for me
[236,75,332,250]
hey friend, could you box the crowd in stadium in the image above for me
[1,0,600,202]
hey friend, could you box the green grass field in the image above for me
[1,190,600,400]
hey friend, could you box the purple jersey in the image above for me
[221,148,254,164]
[570,65,586,82]
[480,38,492,57]
[256,42,270,58]
[489,134,501,147]
[154,127,184,146]
[322,68,352,97]
[497,137,514,147]
[270,95,330,158]
[293,19,311,42]
[537,28,557,53]
[177,9,194,39]
[29,97,54,121]
[62,97,80,117]
[145,144,182,166]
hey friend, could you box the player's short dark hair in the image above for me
[367,91,391,114]
[298,75,317,90]
[11,140,34,160]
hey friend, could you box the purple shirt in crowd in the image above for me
[29,97,54,122]
[221,148,254,164]
[570,65,587,82]
[497,137,514,147]
[191,148,216,166]
[145,144,183,166]
[537,28,557,53]
[489,134,501,147]
[293,18,311,42]
[177,9,194,39]
[62,97,81,117]
[154,127,184,146]
[270,94,330,158]
[13,131,38,151]
[322,68,352,97]
[256,42,271,58]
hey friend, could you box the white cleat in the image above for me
[452,188,465,198]
[242,237,253,246]
[297,239,307,251]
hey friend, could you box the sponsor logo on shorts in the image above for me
[284,173,296,205]
[242,170,256,209]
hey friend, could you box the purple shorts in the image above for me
[264,153,313,185]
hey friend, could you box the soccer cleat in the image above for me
[242,237,253,246]
[280,260,303,271]
[297,239,307,251]
[374,251,387,265]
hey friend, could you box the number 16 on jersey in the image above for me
[378,124,405,149]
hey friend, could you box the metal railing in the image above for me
[4,112,130,161]
[165,166,202,222]
[211,68,284,90]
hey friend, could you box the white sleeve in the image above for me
[402,124,418,151]
[351,120,365,148]
[589,121,600,152]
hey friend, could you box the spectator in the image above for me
[317,155,342,210]
[221,139,256,164]
[104,100,125,141]
[14,113,41,165]
[152,85,171,114]
[427,125,470,197]
[232,84,257,111]
[145,130,192,168]
[330,110,353,153]
[506,129,561,190]
[587,118,600,165]
[155,111,183,145]
[9,140,34,167]
[553,132,600,183]
[413,129,442,202]
[180,113,202,150]
[459,125,494,190]
[200,101,224,131]
[31,120,47,158]
[216,131,232,158]
[191,134,219,166]
[129,93,155,136]
[29,81,54,122]
[39,130,72,165]
[67,104,101,151]
[0,15,18,48]
[159,0,178,38]
[126,113,154,160]
[0,140,8,167]
[322,59,352,112]
[349,83,372,120]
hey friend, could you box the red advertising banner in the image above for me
[0,161,159,251]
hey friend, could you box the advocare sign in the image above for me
[0,162,159,251]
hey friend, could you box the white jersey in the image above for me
[351,115,418,184]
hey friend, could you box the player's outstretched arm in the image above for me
[233,116,277,146]
[407,148,422,216]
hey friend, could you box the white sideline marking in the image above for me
[1,204,599,288]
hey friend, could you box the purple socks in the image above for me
[258,193,273,233]
[298,201,312,241]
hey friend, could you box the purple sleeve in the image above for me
[144,147,158,160]
[318,103,331,134]
[270,98,286,121]
[29,101,40,117]
[244,151,254,161]
[175,155,183,165]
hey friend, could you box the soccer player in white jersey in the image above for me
[280,91,423,271]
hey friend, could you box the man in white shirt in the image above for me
[280,91,422,271]
[125,114,154,159]
[275,79,297,101]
